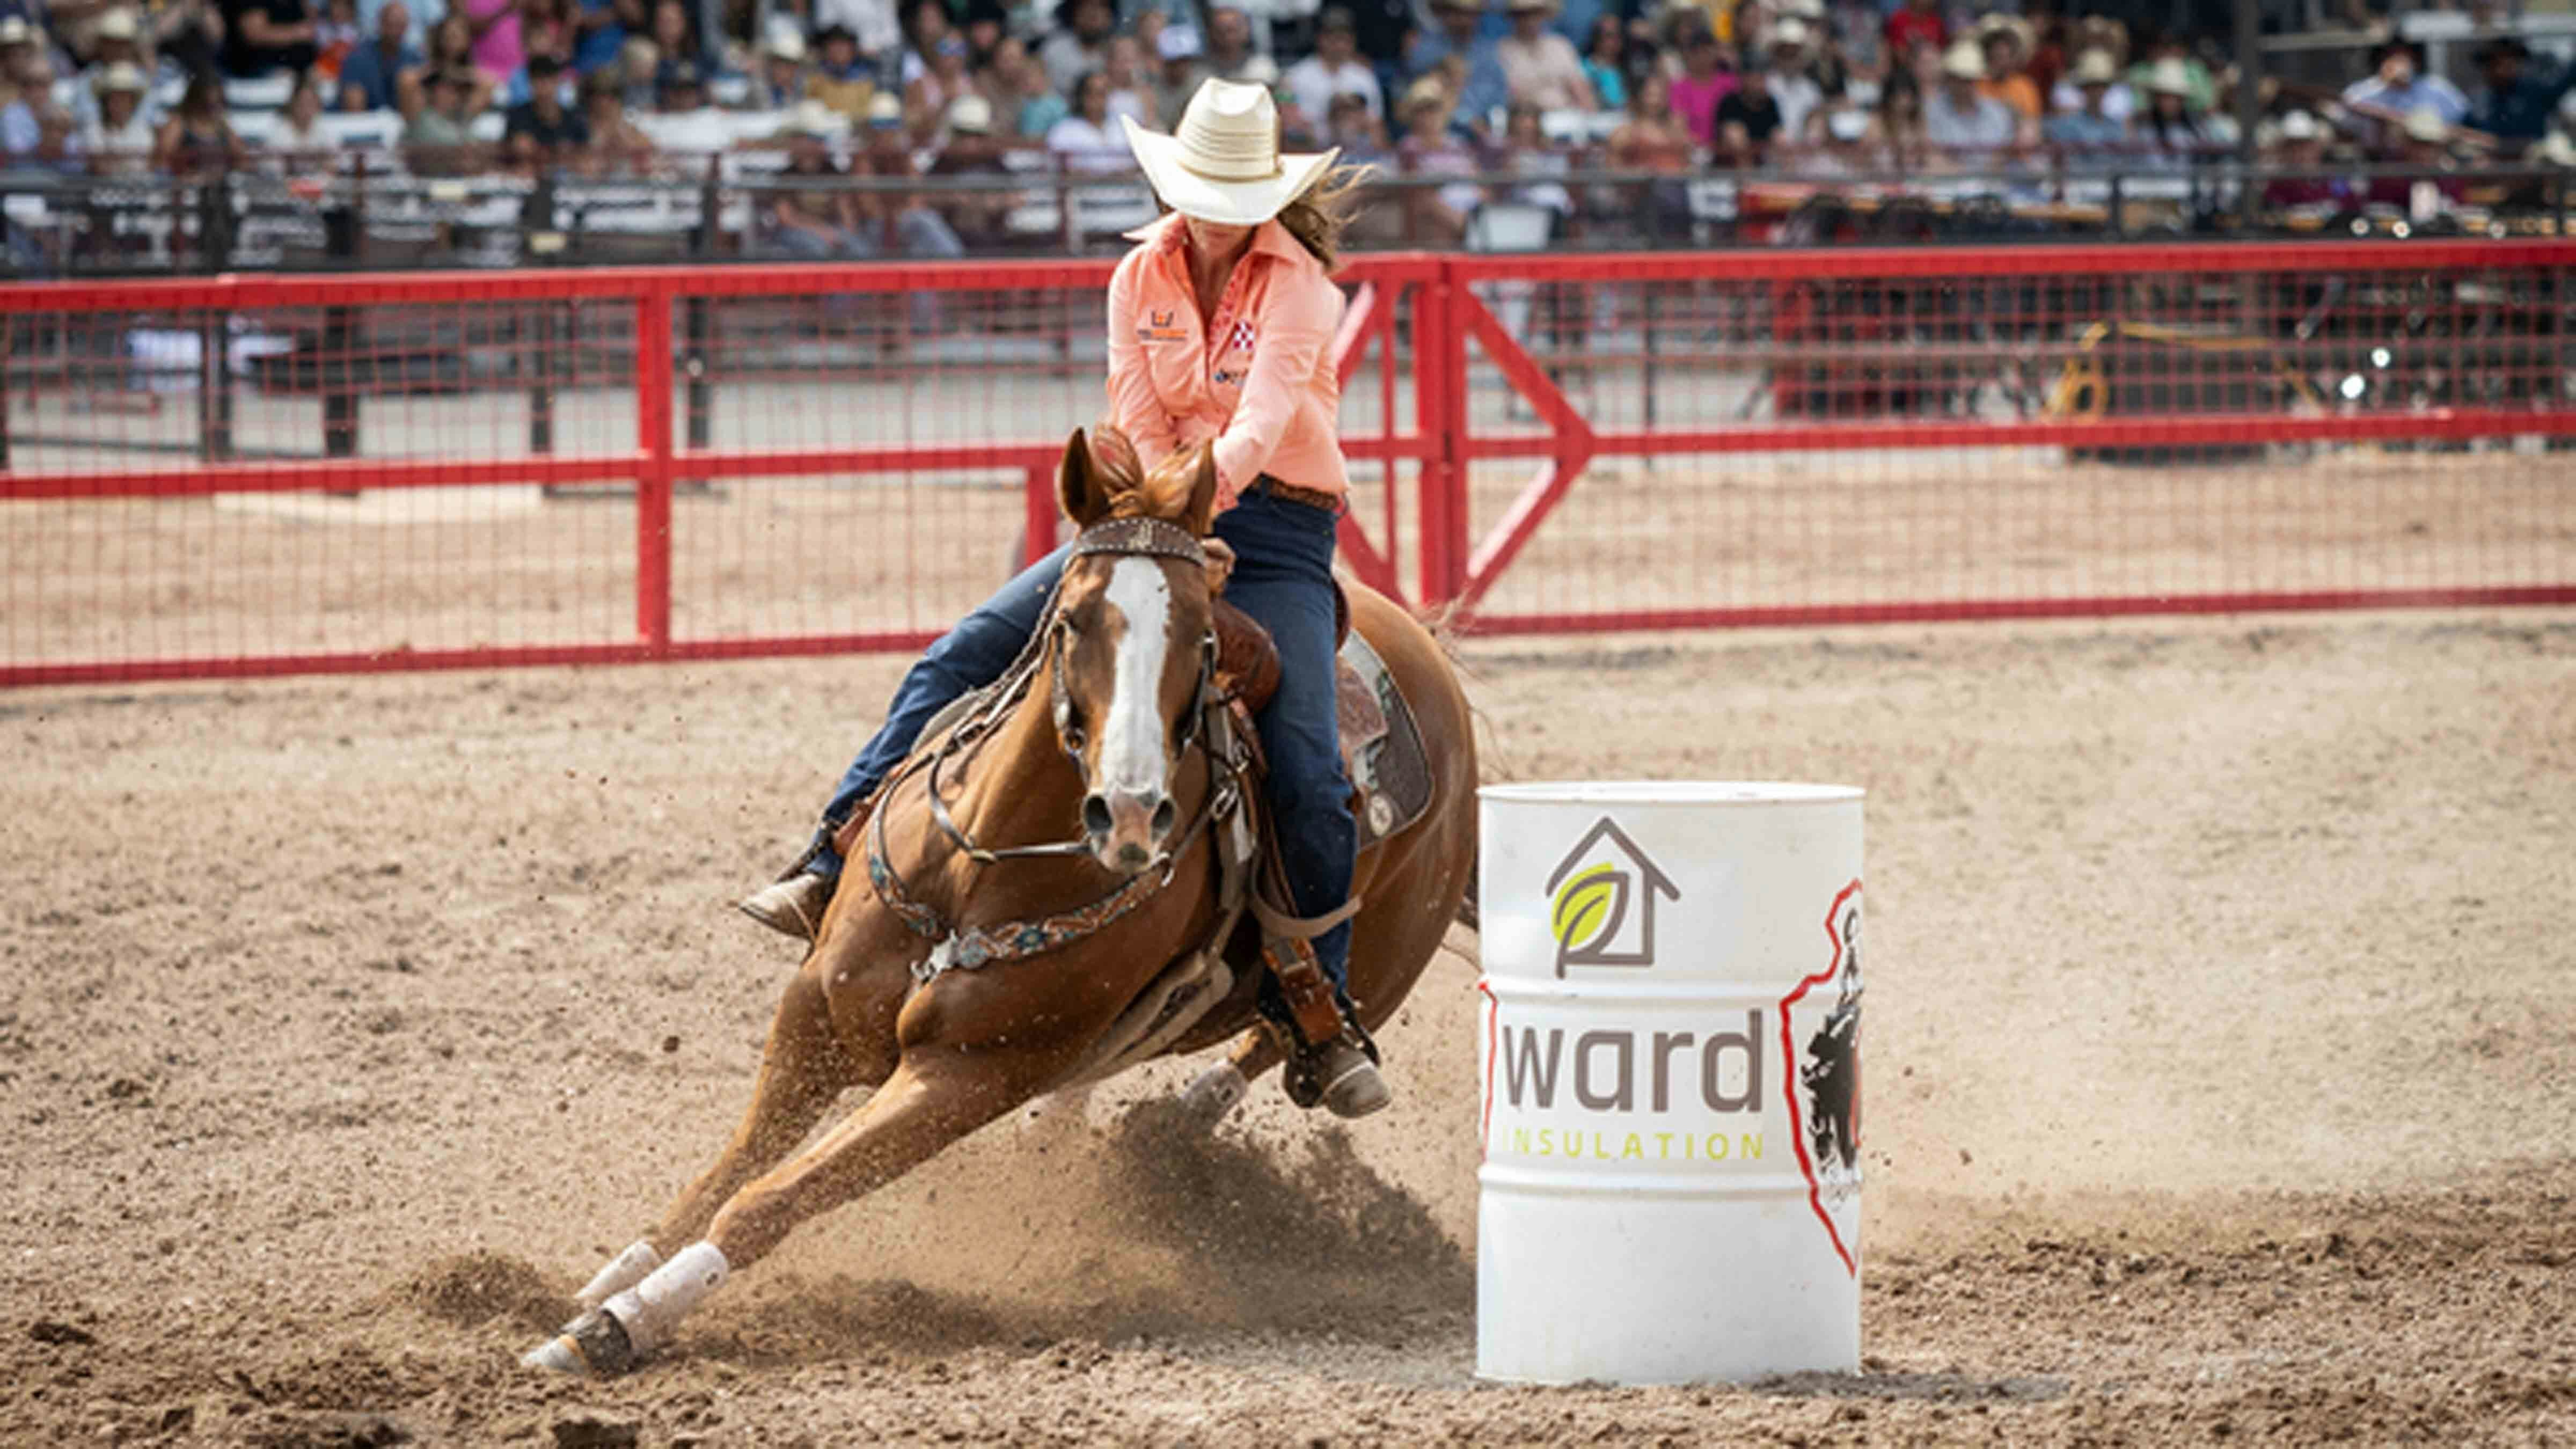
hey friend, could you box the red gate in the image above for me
[4,241,2572,687]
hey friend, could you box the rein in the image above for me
[866,515,1249,985]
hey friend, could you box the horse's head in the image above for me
[1049,424,1221,875]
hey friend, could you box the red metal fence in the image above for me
[5,240,2573,687]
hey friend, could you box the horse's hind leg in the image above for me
[560,960,862,1314]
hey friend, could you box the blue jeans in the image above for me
[810,487,1358,993]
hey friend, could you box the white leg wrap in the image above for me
[575,1240,664,1312]
[602,1241,728,1354]
[1181,1062,1249,1123]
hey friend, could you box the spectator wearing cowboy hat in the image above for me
[2366,107,2465,209]
[1973,13,2039,121]
[1923,36,2014,160]
[747,25,807,109]
[2259,109,2359,213]
[1284,6,1379,123]
[0,17,41,106]
[2468,38,2575,153]
[1394,72,1480,238]
[2341,38,2465,132]
[2041,46,2121,151]
[926,91,1013,249]
[70,10,160,130]
[1495,0,1591,112]
[762,101,868,259]
[78,60,154,173]
[2129,54,2201,164]
[1761,16,1819,143]
[2048,18,2131,122]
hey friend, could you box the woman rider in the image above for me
[739,79,1387,1118]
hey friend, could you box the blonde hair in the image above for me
[1275,162,1373,272]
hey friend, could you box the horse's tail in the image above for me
[1413,601,1481,932]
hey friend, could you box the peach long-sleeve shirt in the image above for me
[1104,214,1350,513]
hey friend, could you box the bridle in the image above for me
[866,514,1250,982]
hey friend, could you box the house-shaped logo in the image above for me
[1543,816,1681,977]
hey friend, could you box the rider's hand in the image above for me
[1202,538,1236,594]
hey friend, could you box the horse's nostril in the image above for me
[1082,794,1113,838]
[1150,797,1176,838]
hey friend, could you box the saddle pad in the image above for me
[1336,630,1434,851]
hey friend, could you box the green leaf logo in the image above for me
[1551,863,1626,954]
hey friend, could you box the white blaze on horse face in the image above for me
[1100,558,1176,800]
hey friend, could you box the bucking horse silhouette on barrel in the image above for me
[521,429,1475,1377]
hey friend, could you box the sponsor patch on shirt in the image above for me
[1137,309,1190,343]
[1225,320,1257,353]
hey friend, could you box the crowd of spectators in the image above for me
[1,0,2573,254]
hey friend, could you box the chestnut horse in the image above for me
[523,426,1477,1377]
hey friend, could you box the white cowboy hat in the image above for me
[1940,40,1984,80]
[2535,130,2576,166]
[2277,108,2319,141]
[1121,78,1340,226]
[2401,108,2450,144]
[2072,47,2117,85]
[2145,56,2192,97]
[778,98,842,138]
[946,92,993,134]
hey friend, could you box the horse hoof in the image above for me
[1180,1062,1247,1124]
[519,1308,639,1379]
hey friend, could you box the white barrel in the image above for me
[1475,781,1865,1386]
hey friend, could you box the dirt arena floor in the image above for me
[5,606,2574,1445]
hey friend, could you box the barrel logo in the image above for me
[1544,817,1680,977]
[1781,880,1864,1276]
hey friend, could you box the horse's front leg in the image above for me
[523,1046,1053,1377]
[528,931,905,1362]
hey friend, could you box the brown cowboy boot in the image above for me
[736,788,885,942]
[736,865,833,942]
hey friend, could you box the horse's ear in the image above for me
[1059,428,1111,528]
[1180,445,1219,538]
